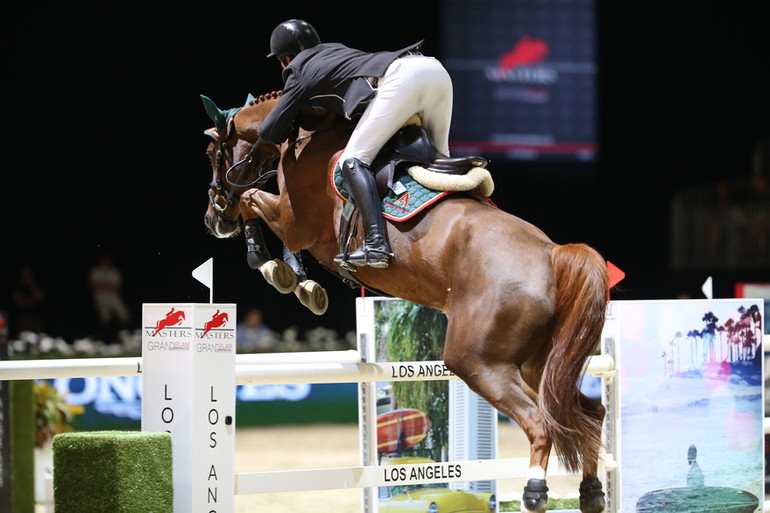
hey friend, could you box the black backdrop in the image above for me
[2,3,769,340]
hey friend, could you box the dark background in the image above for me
[2,3,768,341]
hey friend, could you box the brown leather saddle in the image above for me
[370,124,488,198]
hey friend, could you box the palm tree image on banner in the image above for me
[604,299,764,513]
[375,300,449,463]
[358,297,498,513]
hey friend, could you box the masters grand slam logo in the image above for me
[196,308,234,353]
[485,34,557,86]
[145,307,233,352]
[145,307,191,351]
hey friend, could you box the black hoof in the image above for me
[522,478,548,512]
[579,477,605,513]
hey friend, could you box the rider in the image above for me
[259,19,455,269]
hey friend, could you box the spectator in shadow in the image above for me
[10,264,46,337]
[236,307,278,353]
[89,250,131,343]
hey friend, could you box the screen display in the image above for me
[442,0,597,161]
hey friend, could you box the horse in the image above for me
[202,91,610,513]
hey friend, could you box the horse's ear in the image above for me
[200,94,227,135]
[245,93,255,105]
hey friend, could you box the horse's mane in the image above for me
[248,90,283,106]
[245,89,352,137]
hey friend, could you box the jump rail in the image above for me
[235,456,569,494]
[0,351,615,383]
[4,337,766,509]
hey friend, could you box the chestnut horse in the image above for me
[202,91,609,513]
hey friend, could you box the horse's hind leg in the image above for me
[282,248,329,315]
[578,392,606,513]
[442,322,552,513]
[450,360,551,512]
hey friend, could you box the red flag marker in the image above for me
[607,261,625,289]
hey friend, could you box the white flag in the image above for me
[701,276,713,299]
[192,258,214,302]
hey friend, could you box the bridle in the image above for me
[207,101,335,222]
[208,133,278,221]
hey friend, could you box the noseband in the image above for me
[209,135,278,221]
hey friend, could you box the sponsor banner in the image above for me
[443,0,597,160]
[51,378,357,430]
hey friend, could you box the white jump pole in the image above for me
[234,456,565,495]
[0,353,617,383]
[0,350,360,381]
[235,354,615,385]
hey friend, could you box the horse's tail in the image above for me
[539,242,609,473]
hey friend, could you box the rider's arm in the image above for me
[259,70,306,144]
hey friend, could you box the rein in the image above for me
[209,136,277,219]
[208,104,336,221]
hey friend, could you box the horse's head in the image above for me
[202,92,282,238]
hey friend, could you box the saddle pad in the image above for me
[331,164,454,222]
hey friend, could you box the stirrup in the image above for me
[334,246,393,269]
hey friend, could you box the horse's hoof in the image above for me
[579,477,605,513]
[259,259,297,294]
[522,478,548,513]
[294,280,329,315]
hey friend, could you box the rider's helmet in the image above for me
[266,19,320,59]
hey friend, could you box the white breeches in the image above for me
[339,55,453,165]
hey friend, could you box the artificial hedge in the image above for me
[53,431,172,513]
[10,380,35,513]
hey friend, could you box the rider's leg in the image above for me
[334,157,393,268]
[334,56,451,269]
[398,56,453,158]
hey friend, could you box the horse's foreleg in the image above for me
[240,191,296,294]
[578,393,606,513]
[240,189,328,313]
[242,218,297,294]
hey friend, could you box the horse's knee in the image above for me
[239,188,260,209]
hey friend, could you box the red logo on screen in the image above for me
[498,35,549,71]
[201,309,229,336]
[152,308,186,336]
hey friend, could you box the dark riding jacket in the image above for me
[259,41,424,144]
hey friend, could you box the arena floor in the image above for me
[234,421,582,513]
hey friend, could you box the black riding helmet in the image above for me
[266,19,320,58]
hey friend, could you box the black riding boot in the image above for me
[243,218,271,270]
[334,158,393,268]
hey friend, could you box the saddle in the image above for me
[333,124,490,292]
[370,124,489,198]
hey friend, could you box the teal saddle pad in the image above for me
[332,165,453,222]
